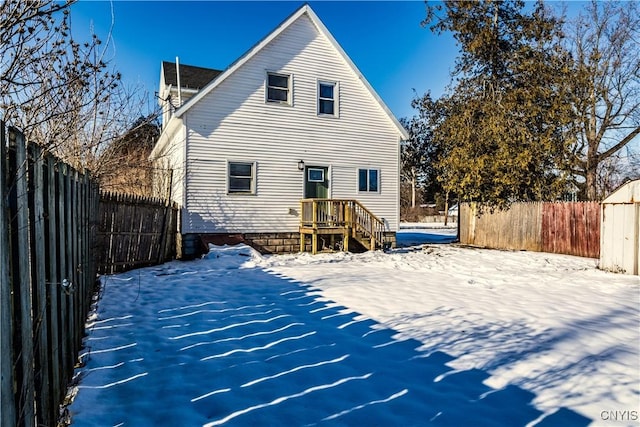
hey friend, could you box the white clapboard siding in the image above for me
[153,122,186,206]
[180,12,402,234]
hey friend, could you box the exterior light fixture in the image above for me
[297,160,305,171]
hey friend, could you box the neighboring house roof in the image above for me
[161,61,223,90]
[170,4,409,140]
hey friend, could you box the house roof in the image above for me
[171,4,409,140]
[161,61,222,90]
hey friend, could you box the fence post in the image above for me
[0,122,17,427]
[32,144,52,426]
[75,171,84,349]
[467,202,477,245]
[80,173,91,329]
[47,155,62,410]
[64,164,75,382]
[57,163,70,385]
[89,182,100,289]
[11,127,36,426]
[71,170,80,355]
[157,201,170,265]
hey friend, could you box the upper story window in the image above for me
[318,81,337,116]
[228,161,256,194]
[266,72,291,104]
[358,168,379,193]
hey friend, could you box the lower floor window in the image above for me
[358,168,379,192]
[228,161,256,194]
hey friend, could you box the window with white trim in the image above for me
[228,161,256,194]
[318,81,337,116]
[307,168,325,182]
[358,168,379,192]
[266,72,291,104]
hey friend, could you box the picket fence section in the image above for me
[1,123,99,427]
[460,201,600,258]
[95,192,178,274]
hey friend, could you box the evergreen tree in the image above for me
[423,0,576,209]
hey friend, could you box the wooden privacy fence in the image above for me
[541,202,601,258]
[460,201,600,258]
[1,123,99,427]
[95,192,178,274]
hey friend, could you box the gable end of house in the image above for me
[168,4,407,140]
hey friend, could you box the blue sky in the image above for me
[69,1,458,120]
[69,1,587,121]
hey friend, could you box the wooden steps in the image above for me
[299,199,392,254]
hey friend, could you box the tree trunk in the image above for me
[586,119,598,200]
[586,165,598,201]
[444,191,449,226]
[411,168,416,208]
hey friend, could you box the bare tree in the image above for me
[400,116,429,210]
[98,115,161,196]
[1,0,154,189]
[1,1,71,90]
[1,0,85,146]
[568,1,640,200]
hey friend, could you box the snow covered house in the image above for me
[600,179,640,275]
[150,4,408,258]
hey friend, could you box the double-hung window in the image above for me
[318,81,337,116]
[266,72,291,104]
[228,161,256,194]
[358,168,379,193]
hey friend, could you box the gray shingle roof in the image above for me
[162,61,222,90]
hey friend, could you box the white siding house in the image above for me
[150,4,408,256]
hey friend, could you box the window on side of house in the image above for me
[318,81,337,116]
[358,168,379,193]
[266,72,291,104]
[228,161,256,194]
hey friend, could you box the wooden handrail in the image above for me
[300,199,389,250]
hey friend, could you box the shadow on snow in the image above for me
[69,257,590,427]
[396,231,458,247]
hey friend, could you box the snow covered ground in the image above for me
[68,227,639,426]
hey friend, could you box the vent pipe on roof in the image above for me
[176,56,182,106]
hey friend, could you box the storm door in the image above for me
[304,166,329,198]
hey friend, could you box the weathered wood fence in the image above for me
[1,123,100,426]
[541,201,601,258]
[460,201,600,258]
[1,122,179,426]
[95,192,178,274]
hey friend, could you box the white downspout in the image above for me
[176,56,182,106]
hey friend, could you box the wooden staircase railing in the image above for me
[299,199,390,253]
